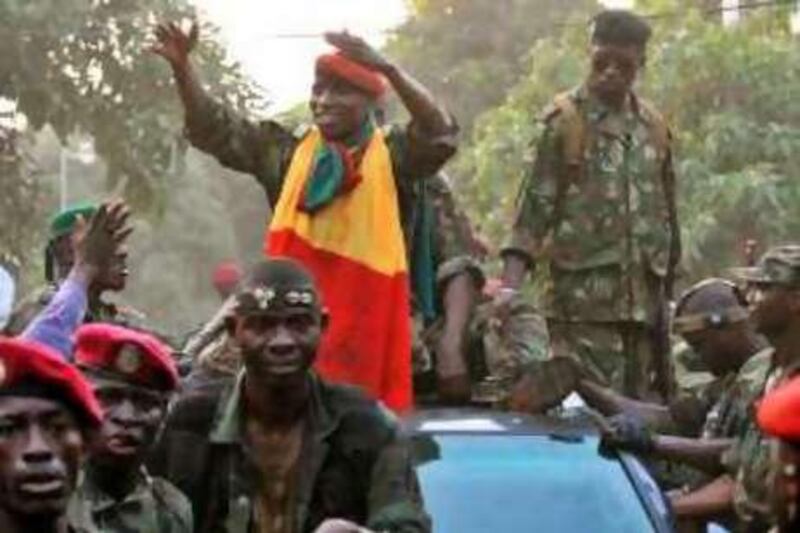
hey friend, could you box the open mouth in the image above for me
[106,433,142,454]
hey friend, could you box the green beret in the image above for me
[49,203,97,238]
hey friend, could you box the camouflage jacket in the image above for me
[3,284,148,336]
[672,340,717,398]
[152,371,430,533]
[68,467,192,533]
[723,348,782,532]
[184,91,457,260]
[506,86,680,323]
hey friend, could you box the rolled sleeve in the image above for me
[392,115,459,181]
[184,92,297,205]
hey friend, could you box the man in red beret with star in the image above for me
[152,21,458,412]
[67,323,192,532]
[0,337,102,533]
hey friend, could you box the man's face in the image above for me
[0,397,84,519]
[234,308,324,386]
[51,235,75,282]
[90,381,167,469]
[747,283,795,339]
[682,323,747,377]
[52,233,129,292]
[310,71,372,141]
[586,43,643,105]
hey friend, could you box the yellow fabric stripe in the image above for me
[268,127,408,276]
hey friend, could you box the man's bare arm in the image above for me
[670,475,734,519]
[577,379,675,432]
[652,436,733,474]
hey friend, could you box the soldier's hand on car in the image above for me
[507,357,581,413]
[151,20,199,68]
[599,413,654,454]
[72,199,132,283]
[312,518,374,533]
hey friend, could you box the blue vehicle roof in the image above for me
[405,409,672,533]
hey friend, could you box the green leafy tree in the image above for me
[387,0,598,134]
[0,0,263,207]
[460,1,800,282]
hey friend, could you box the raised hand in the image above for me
[599,413,655,454]
[151,21,199,68]
[323,31,391,73]
[71,200,133,282]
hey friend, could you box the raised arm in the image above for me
[324,32,457,177]
[151,22,293,201]
[22,201,132,358]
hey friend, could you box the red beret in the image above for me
[316,52,387,98]
[757,375,800,442]
[75,324,178,392]
[212,261,242,287]
[0,337,103,427]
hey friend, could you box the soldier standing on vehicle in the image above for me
[500,9,680,401]
[152,21,457,412]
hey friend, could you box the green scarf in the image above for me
[299,120,375,213]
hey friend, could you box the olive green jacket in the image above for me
[152,371,430,533]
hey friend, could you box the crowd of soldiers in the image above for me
[2,7,800,533]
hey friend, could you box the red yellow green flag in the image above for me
[265,127,412,412]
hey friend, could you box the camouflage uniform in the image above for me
[3,284,148,336]
[722,348,783,533]
[69,467,192,533]
[672,340,716,399]
[412,175,549,405]
[505,86,680,400]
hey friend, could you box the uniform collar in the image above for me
[74,466,152,514]
[209,370,339,445]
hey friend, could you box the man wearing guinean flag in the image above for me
[153,21,458,412]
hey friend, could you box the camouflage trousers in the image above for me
[547,320,668,401]
[413,294,550,405]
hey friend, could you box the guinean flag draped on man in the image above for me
[265,124,412,412]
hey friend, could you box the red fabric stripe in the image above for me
[267,229,412,412]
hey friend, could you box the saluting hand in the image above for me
[151,21,198,68]
[324,31,392,73]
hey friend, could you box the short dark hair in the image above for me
[590,10,652,49]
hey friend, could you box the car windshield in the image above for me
[414,433,655,533]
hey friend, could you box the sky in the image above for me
[193,0,633,111]
[192,0,409,110]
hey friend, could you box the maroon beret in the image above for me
[316,52,387,98]
[0,337,103,427]
[758,375,800,443]
[75,324,178,392]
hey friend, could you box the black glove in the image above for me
[600,413,655,454]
